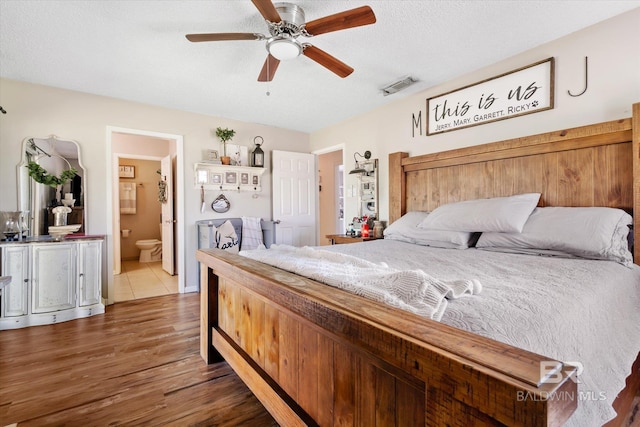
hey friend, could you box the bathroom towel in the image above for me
[120,182,137,214]
[241,216,263,250]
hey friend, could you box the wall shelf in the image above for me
[194,163,265,192]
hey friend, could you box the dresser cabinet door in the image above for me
[78,241,102,306]
[31,243,76,314]
[1,246,29,317]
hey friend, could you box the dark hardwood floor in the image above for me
[0,293,278,426]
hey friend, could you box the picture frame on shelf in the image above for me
[210,172,222,185]
[251,174,260,186]
[202,149,221,164]
[224,171,237,185]
[240,172,249,185]
[225,144,249,166]
[196,169,208,185]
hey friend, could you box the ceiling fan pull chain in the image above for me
[266,58,271,96]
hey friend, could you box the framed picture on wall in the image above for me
[196,169,208,185]
[210,173,222,185]
[119,165,135,178]
[224,171,237,185]
[240,172,249,185]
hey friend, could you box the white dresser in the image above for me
[0,236,104,329]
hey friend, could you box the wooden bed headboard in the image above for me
[390,102,640,264]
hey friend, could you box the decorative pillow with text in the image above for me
[215,220,240,253]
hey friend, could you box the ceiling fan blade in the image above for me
[303,45,353,78]
[186,33,262,42]
[304,5,376,36]
[258,54,280,82]
[251,0,281,22]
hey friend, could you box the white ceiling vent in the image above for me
[381,76,417,96]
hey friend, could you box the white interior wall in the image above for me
[0,82,310,294]
[310,9,640,223]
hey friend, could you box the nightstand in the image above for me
[325,234,382,245]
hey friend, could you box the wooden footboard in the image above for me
[198,249,578,426]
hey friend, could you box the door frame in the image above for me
[106,127,185,303]
[312,143,345,244]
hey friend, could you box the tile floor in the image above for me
[114,260,179,302]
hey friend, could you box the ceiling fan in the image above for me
[186,0,376,82]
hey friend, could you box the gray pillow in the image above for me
[417,193,540,233]
[477,207,633,266]
[384,211,474,249]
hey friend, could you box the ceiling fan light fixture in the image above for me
[266,36,302,60]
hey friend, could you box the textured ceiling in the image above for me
[1,1,638,133]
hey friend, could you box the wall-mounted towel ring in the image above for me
[568,56,588,97]
[212,194,230,213]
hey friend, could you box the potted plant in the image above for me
[215,127,236,165]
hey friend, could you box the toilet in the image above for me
[135,239,162,262]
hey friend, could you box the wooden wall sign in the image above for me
[427,57,554,135]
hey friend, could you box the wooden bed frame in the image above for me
[198,102,639,426]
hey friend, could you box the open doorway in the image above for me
[316,147,344,245]
[114,156,175,301]
[106,127,185,305]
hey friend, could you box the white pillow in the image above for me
[215,220,240,253]
[417,193,540,233]
[384,211,474,249]
[477,207,633,266]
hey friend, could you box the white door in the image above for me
[161,155,175,275]
[272,150,318,246]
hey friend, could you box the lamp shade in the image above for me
[349,150,371,174]
[267,37,302,61]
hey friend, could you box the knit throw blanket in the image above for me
[239,245,482,321]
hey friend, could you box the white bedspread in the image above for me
[321,240,640,427]
[239,244,481,321]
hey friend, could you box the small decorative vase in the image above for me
[220,156,231,165]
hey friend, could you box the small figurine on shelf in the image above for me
[346,222,355,236]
